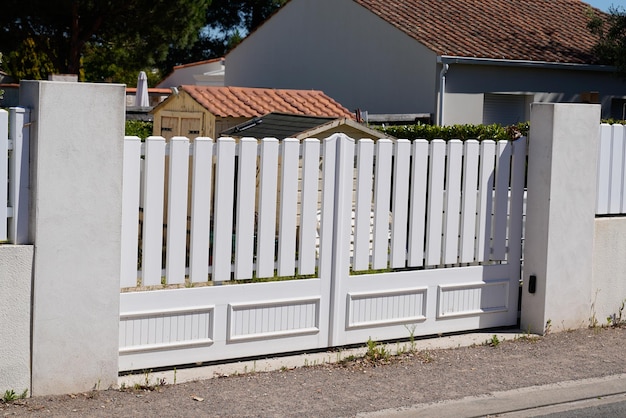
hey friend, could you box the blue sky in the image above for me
[585,0,621,11]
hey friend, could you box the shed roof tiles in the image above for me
[351,0,606,64]
[181,85,355,119]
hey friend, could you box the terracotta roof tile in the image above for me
[181,85,355,118]
[352,0,606,64]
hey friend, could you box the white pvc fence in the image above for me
[597,123,626,215]
[120,134,527,289]
[0,107,30,244]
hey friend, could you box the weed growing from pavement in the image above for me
[1,389,28,403]
[485,335,501,348]
[544,319,552,335]
[606,299,625,328]
[365,338,391,362]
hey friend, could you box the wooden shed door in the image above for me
[159,111,204,140]
[160,116,179,140]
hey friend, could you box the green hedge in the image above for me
[375,122,530,141]
[376,119,626,142]
[125,120,153,139]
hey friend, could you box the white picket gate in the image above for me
[0,107,30,244]
[597,123,626,215]
[119,133,526,372]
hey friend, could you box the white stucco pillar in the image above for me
[0,245,33,395]
[521,103,600,334]
[20,81,125,395]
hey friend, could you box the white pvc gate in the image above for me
[119,134,526,372]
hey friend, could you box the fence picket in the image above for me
[610,125,625,214]
[509,136,527,263]
[8,108,30,245]
[212,137,237,282]
[353,139,374,271]
[120,136,142,287]
[390,139,411,268]
[460,140,479,263]
[277,138,300,277]
[165,137,190,284]
[297,139,320,275]
[597,124,612,214]
[142,137,166,286]
[256,138,280,278]
[476,140,495,262]
[407,140,429,267]
[0,110,7,242]
[443,140,463,264]
[492,141,512,261]
[234,138,257,280]
[372,139,393,269]
[426,140,446,266]
[189,138,214,283]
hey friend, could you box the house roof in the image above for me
[351,0,605,64]
[220,112,337,138]
[180,85,355,119]
[172,57,224,71]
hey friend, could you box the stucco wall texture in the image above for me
[0,245,33,394]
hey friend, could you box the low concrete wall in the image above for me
[592,217,626,324]
[0,245,33,394]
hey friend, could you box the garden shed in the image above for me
[220,112,389,140]
[151,85,354,140]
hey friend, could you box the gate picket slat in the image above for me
[596,124,611,214]
[0,110,8,242]
[391,139,411,268]
[425,140,446,266]
[189,138,214,283]
[277,138,300,277]
[234,138,257,280]
[492,141,511,261]
[443,140,463,265]
[256,138,280,278]
[476,140,496,262]
[142,137,166,286]
[509,136,527,263]
[353,139,375,271]
[166,137,190,284]
[460,140,479,263]
[610,125,625,214]
[613,125,626,213]
[407,140,429,267]
[372,139,393,270]
[120,136,142,287]
[298,139,320,275]
[212,138,237,281]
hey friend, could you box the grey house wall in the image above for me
[226,0,438,116]
[227,0,626,126]
[443,63,626,124]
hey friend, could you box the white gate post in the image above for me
[521,103,600,334]
[20,81,125,395]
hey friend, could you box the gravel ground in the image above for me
[1,327,624,417]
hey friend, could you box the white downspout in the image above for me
[438,63,449,126]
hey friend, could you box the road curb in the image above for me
[358,373,626,417]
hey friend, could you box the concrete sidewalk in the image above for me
[359,374,626,417]
[119,329,527,387]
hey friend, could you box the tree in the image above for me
[0,0,210,82]
[588,5,626,76]
[160,0,287,74]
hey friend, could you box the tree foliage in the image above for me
[588,6,626,76]
[0,0,210,82]
[160,0,287,74]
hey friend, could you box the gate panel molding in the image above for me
[119,306,214,354]
[437,279,509,319]
[227,298,321,342]
[346,288,427,329]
